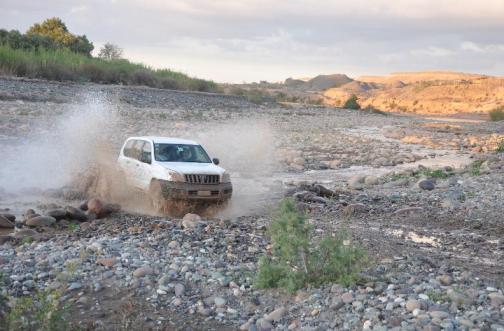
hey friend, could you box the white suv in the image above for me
[117,137,232,206]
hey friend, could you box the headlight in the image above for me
[222,172,231,183]
[167,170,185,182]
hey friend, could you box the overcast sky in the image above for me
[1,0,504,82]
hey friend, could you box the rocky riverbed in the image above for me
[0,77,503,330]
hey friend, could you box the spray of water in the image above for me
[0,92,118,194]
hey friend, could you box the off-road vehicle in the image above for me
[118,137,232,211]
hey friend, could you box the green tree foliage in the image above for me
[27,17,93,56]
[343,94,361,110]
[98,42,123,60]
[255,199,365,293]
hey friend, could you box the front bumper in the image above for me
[158,180,233,201]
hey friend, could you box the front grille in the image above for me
[184,174,220,184]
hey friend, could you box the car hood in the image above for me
[157,162,225,175]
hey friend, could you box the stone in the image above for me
[68,282,83,291]
[0,215,14,228]
[406,299,422,312]
[0,213,15,222]
[12,229,38,240]
[133,266,154,277]
[182,213,201,229]
[256,318,273,331]
[429,310,449,319]
[65,206,88,222]
[174,283,185,297]
[418,179,435,191]
[265,306,286,322]
[87,198,104,216]
[437,275,453,286]
[341,292,354,303]
[393,207,423,216]
[96,258,118,267]
[214,296,226,307]
[26,216,56,227]
[364,175,379,186]
[348,175,365,190]
[488,292,504,307]
[342,203,367,218]
[0,236,12,245]
[46,209,67,220]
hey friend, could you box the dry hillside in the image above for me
[324,71,504,114]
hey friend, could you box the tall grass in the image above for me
[0,44,219,92]
[489,106,504,122]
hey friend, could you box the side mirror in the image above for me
[212,158,220,165]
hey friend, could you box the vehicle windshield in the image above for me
[154,143,212,163]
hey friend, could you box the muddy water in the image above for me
[0,118,475,225]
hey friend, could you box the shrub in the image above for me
[343,94,361,110]
[496,140,504,153]
[2,290,70,331]
[0,44,219,92]
[469,160,484,176]
[255,199,365,293]
[489,107,504,121]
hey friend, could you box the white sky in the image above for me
[2,0,504,82]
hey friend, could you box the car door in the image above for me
[128,140,146,188]
[118,139,137,186]
[136,140,153,190]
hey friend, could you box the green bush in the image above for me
[255,199,365,293]
[489,107,504,121]
[343,94,361,110]
[496,140,504,153]
[0,44,219,92]
[2,290,70,331]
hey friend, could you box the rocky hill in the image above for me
[323,71,504,114]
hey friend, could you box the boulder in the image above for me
[0,213,15,222]
[96,257,118,267]
[65,206,88,222]
[0,215,14,228]
[342,203,367,218]
[0,235,13,245]
[87,198,104,215]
[12,228,38,240]
[26,216,56,227]
[265,306,286,322]
[46,209,67,220]
[347,175,365,190]
[133,266,154,277]
[24,209,37,219]
[364,175,379,186]
[418,179,435,191]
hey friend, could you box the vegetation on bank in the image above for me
[0,18,219,92]
[255,199,365,293]
[489,107,504,122]
[343,94,361,110]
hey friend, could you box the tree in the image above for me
[98,43,123,60]
[343,94,361,110]
[27,17,93,55]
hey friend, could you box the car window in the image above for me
[132,140,145,161]
[123,140,135,158]
[140,141,152,164]
[154,143,211,163]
